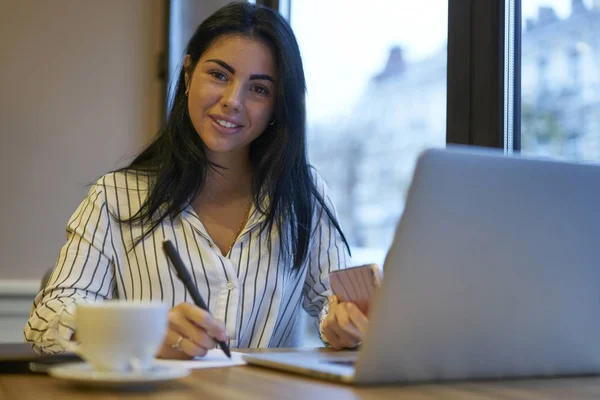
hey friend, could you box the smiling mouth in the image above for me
[213,117,242,129]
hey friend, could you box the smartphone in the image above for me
[329,264,381,316]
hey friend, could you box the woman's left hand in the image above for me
[321,295,369,350]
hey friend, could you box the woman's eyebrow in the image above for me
[205,59,274,82]
[249,74,274,82]
[206,59,235,73]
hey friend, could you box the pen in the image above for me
[162,240,232,359]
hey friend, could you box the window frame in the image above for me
[266,0,517,151]
[446,0,510,149]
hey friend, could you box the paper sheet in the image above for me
[154,350,246,369]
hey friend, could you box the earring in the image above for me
[185,88,189,97]
[269,120,275,126]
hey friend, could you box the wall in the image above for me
[0,0,166,341]
[0,0,166,281]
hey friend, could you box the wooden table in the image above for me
[2,344,600,399]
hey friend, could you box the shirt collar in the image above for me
[180,196,268,244]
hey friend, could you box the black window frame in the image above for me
[447,0,517,149]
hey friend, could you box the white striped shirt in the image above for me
[24,171,349,353]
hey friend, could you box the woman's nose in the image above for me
[221,83,244,112]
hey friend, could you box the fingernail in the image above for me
[219,331,230,341]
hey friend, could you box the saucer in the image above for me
[48,362,190,387]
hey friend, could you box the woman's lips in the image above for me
[210,116,243,134]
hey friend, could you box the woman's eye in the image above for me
[209,71,227,81]
[252,86,269,95]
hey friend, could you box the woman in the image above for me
[24,2,368,359]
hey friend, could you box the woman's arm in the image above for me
[301,177,351,345]
[24,182,115,354]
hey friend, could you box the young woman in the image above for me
[24,2,368,359]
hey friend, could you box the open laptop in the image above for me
[243,146,600,385]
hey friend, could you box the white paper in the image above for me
[154,350,246,369]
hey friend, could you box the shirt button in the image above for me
[226,281,235,290]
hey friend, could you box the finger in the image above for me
[177,333,208,358]
[158,329,205,359]
[328,295,338,314]
[322,318,344,350]
[327,295,340,325]
[178,302,229,341]
[169,312,217,349]
[156,342,190,360]
[329,325,358,350]
[332,303,362,342]
[346,303,369,335]
[183,303,228,341]
[327,296,359,349]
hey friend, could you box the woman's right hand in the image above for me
[156,302,230,359]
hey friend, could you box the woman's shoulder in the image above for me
[309,168,332,201]
[308,168,339,224]
[94,169,153,193]
[91,170,153,215]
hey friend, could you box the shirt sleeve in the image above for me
[301,175,350,345]
[24,181,116,354]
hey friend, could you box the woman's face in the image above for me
[184,35,276,160]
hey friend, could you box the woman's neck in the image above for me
[201,149,253,203]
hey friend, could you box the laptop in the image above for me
[243,146,600,385]
[0,343,81,374]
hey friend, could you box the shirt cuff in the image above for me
[318,300,330,346]
[31,298,81,354]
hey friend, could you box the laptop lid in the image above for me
[0,343,81,374]
[354,146,600,384]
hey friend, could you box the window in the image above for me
[290,0,448,266]
[520,0,600,162]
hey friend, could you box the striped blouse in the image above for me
[24,171,349,353]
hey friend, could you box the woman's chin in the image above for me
[201,139,246,157]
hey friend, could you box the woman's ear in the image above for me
[183,54,192,91]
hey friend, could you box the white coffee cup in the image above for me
[63,301,168,372]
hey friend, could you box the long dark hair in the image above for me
[119,2,349,269]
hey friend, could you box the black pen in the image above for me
[162,240,232,359]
